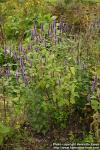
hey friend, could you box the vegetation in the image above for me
[0,0,100,149]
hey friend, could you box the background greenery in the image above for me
[0,0,100,149]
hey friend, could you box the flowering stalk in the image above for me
[21,66,25,81]
[27,43,32,50]
[20,57,24,67]
[31,29,35,40]
[13,51,17,61]
[18,43,23,52]
[6,66,10,78]
[91,75,98,92]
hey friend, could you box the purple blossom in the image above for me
[18,43,23,52]
[22,48,26,57]
[31,29,35,39]
[13,51,17,61]
[34,24,37,35]
[21,66,25,81]
[20,57,24,67]
[6,66,10,77]
[54,26,56,35]
[59,20,63,32]
[91,75,98,92]
[27,43,32,50]
[53,19,56,29]
[91,81,97,92]
[31,25,37,39]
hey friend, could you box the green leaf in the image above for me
[0,123,10,134]
[91,100,100,111]
[70,96,75,104]
[70,67,75,75]
[0,135,3,145]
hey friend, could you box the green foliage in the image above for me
[0,0,100,147]
[0,123,11,144]
[82,132,94,142]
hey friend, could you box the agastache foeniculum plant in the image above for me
[91,75,98,92]
[6,66,10,78]
[21,68,25,81]
[87,75,99,102]
[41,23,44,32]
[27,43,32,51]
[2,19,73,85]
[18,43,23,52]
[20,57,24,67]
[13,51,18,61]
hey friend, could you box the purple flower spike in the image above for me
[28,43,32,50]
[18,43,23,52]
[31,29,35,39]
[54,27,56,35]
[59,20,63,32]
[53,19,56,28]
[21,66,25,81]
[91,81,96,92]
[34,25,37,35]
[20,57,24,67]
[13,52,17,61]
[91,75,98,92]
[6,66,10,78]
